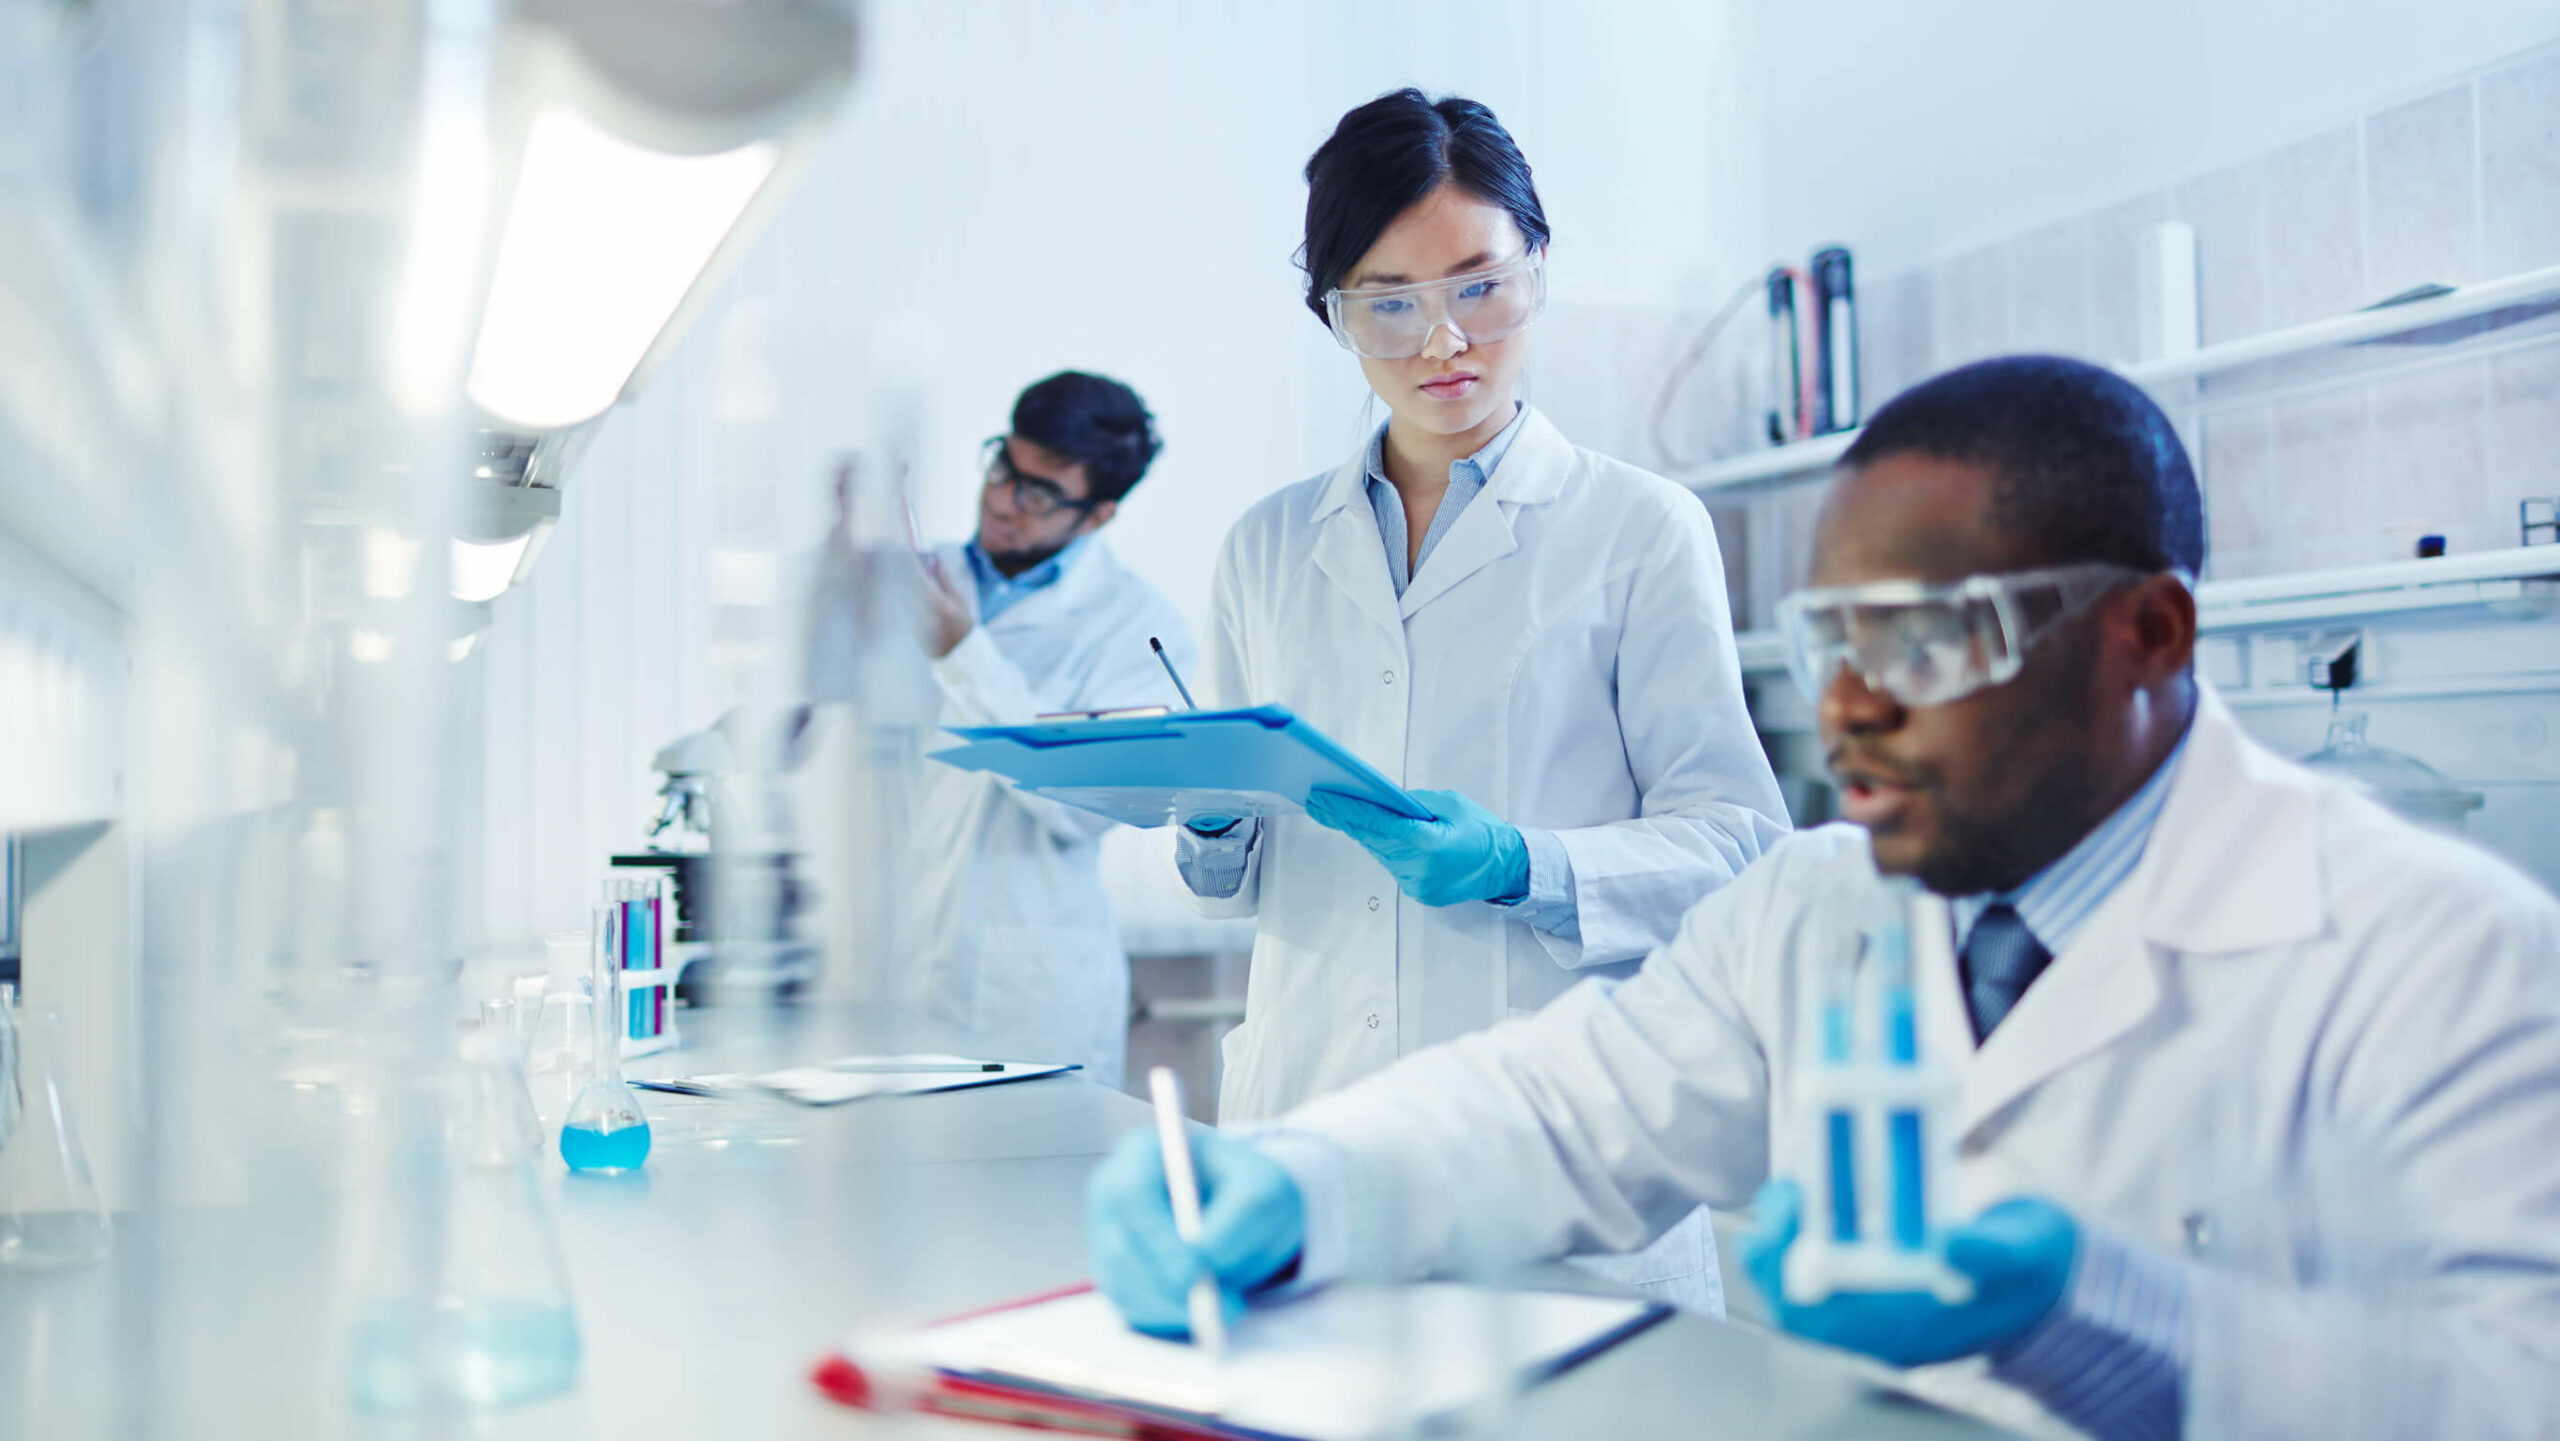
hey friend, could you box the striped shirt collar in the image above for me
[1951,726,2193,958]
[1361,403,1527,596]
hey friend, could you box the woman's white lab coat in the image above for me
[1183,407,1790,1121]
[896,539,1193,1086]
[1265,684,2560,1438]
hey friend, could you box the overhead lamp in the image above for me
[451,483,562,603]
[465,108,777,429]
[449,0,857,432]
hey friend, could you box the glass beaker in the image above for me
[350,1022,581,1410]
[0,983,111,1271]
[560,905,652,1174]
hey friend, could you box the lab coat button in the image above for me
[1382,670,1396,685]
[1367,895,1382,912]
[1364,1012,1380,1029]
[2182,1210,2214,1255]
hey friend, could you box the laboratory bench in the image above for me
[0,1006,2018,1440]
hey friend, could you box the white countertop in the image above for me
[0,1006,2018,1440]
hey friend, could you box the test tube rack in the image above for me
[1782,887,1973,1306]
[603,874,691,1059]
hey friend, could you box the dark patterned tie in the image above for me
[1962,903,2053,1042]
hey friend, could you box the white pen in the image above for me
[1147,1065,1227,1357]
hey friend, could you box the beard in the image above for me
[977,536,1074,578]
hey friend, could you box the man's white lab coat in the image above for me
[1262,684,2560,1437]
[1181,408,1790,1124]
[904,538,1192,1087]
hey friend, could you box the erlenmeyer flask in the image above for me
[351,1022,582,1410]
[0,983,111,1271]
[561,905,651,1174]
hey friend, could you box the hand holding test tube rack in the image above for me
[1783,880,1973,1305]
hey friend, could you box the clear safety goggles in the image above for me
[1775,562,2159,708]
[1322,250,1548,359]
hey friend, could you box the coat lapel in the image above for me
[1306,449,1413,643]
[1395,408,1575,619]
[1951,683,2326,1140]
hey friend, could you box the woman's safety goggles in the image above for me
[1775,562,2159,709]
[1322,251,1548,359]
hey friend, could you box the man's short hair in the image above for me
[1011,371,1163,505]
[1840,355,2206,576]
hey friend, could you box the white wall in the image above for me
[1747,0,2560,272]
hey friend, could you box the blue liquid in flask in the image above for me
[559,1120,652,1173]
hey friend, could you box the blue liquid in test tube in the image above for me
[1821,991,1859,1242]
[1879,923,1928,1249]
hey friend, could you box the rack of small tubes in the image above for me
[604,875,683,1057]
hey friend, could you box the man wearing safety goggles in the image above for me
[1089,356,2560,1438]
[897,370,1195,1089]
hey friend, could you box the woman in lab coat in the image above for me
[1175,90,1789,1306]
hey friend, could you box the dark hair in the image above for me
[1011,371,1162,504]
[1298,89,1550,323]
[1840,355,2206,576]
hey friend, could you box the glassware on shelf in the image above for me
[2301,712,2485,829]
[0,983,111,1271]
[560,905,652,1174]
[350,1020,581,1411]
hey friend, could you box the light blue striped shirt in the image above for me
[1958,728,2194,1440]
[1950,728,2188,961]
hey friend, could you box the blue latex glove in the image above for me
[1086,1128,1306,1338]
[1302,788,1529,907]
[1742,1179,2077,1368]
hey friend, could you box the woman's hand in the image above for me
[1303,788,1530,907]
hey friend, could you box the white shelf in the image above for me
[1683,261,2560,495]
[1735,546,2560,676]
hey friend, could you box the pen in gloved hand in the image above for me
[1148,1065,1227,1357]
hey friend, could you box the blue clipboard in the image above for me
[929,704,1435,829]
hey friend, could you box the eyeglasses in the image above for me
[1775,562,2160,709]
[982,437,1102,520]
[1322,250,1548,359]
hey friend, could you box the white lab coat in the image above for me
[902,538,1193,1088]
[1182,407,1788,1120]
[1265,683,2560,1438]
[1181,408,1788,1313]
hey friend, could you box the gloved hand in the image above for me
[1302,788,1529,907]
[1742,1179,2077,1368]
[1086,1128,1307,1338]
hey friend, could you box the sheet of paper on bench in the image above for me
[851,1283,1664,1441]
[647,1055,1077,1105]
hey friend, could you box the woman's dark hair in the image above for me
[1011,370,1163,504]
[1298,89,1550,324]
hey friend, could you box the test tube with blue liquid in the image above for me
[560,903,652,1173]
[1785,882,1970,1304]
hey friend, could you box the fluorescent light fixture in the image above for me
[350,630,396,665]
[388,5,495,416]
[363,528,423,599]
[450,533,535,604]
[465,105,777,429]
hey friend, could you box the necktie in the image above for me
[1962,903,2052,1042]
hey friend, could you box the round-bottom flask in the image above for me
[561,904,651,1174]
